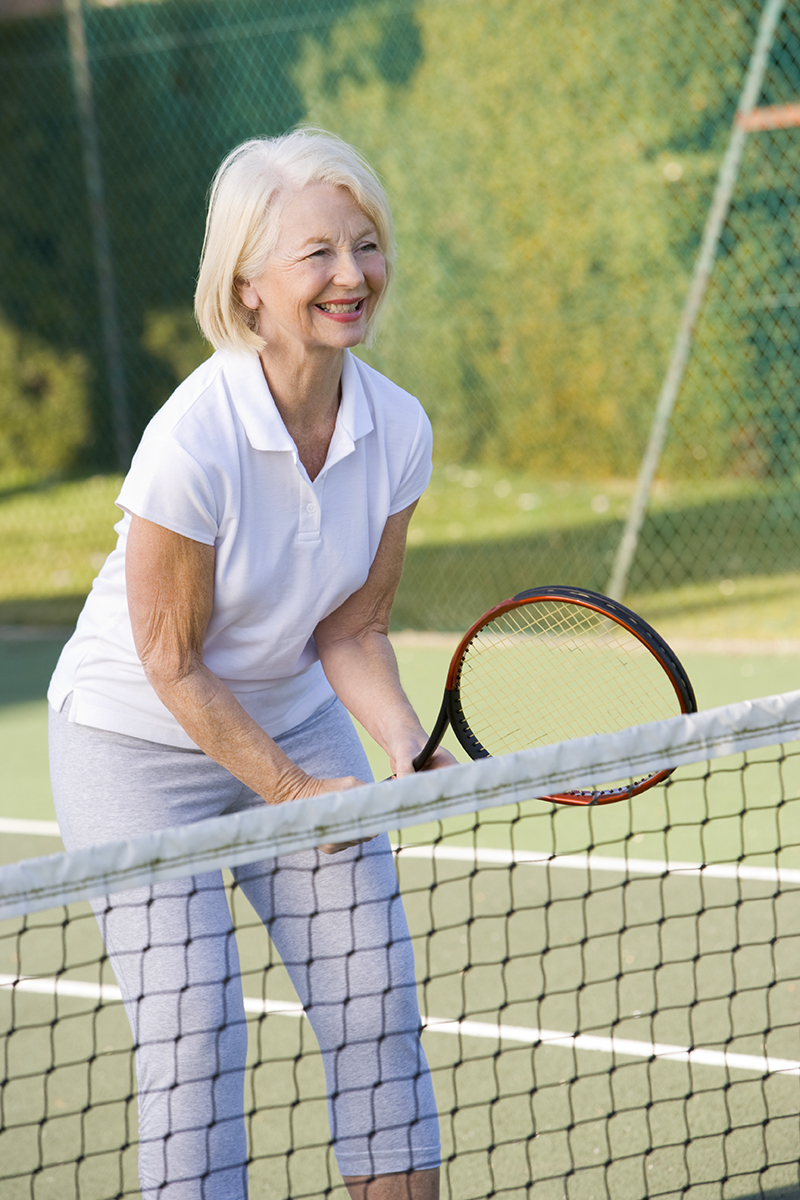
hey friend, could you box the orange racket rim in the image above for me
[445,586,696,806]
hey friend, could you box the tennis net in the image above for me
[2,690,800,1199]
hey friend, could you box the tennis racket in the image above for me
[414,586,696,805]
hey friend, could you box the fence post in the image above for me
[606,0,786,601]
[64,0,131,471]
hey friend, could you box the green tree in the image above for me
[293,0,772,479]
[0,314,89,476]
[293,1,686,474]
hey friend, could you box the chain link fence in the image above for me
[1,0,799,631]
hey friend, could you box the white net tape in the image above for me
[3,689,800,920]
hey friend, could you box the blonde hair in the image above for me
[194,129,395,354]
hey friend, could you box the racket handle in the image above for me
[412,695,450,771]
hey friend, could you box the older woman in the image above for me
[48,129,452,1200]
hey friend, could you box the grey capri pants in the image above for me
[49,696,440,1199]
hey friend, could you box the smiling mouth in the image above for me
[316,299,364,314]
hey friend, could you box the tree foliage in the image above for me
[294,1,702,474]
[3,0,798,485]
[0,314,89,475]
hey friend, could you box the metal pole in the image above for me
[64,0,131,471]
[606,0,786,601]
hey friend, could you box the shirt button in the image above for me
[306,503,317,513]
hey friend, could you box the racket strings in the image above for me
[457,600,681,756]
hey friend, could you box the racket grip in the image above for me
[413,695,450,771]
[411,745,433,772]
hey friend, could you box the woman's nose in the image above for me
[332,251,365,286]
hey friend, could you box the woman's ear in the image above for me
[236,277,260,311]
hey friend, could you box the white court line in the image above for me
[0,818,61,837]
[392,843,800,886]
[0,974,305,1017]
[1,973,797,1078]
[4,819,799,888]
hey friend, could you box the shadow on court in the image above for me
[0,635,70,709]
[1,488,798,638]
[744,1189,800,1199]
[395,489,800,631]
[0,594,86,627]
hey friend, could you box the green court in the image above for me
[1,634,799,1198]
[1,631,799,825]
[2,848,798,1200]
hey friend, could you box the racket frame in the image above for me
[414,586,697,805]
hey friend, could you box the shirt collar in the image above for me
[219,350,294,453]
[219,349,374,464]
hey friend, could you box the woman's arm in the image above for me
[314,503,456,777]
[125,514,366,805]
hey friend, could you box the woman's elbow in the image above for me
[137,635,201,697]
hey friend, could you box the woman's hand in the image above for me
[291,771,376,856]
[273,768,366,806]
[318,838,374,855]
[390,741,458,778]
[386,723,459,777]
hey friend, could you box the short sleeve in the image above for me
[388,405,433,516]
[116,437,219,545]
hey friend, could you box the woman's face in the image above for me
[239,183,387,359]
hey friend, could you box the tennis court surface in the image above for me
[1,689,799,1199]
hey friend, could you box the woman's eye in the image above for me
[358,241,379,253]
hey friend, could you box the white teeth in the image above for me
[318,301,360,313]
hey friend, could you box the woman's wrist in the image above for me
[386,726,430,777]
[265,760,317,805]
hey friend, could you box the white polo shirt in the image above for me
[48,349,432,749]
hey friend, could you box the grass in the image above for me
[1,467,800,639]
[403,466,800,636]
[408,464,773,548]
[0,473,122,626]
[408,464,634,545]
[631,574,800,642]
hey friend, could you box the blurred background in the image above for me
[1,0,799,637]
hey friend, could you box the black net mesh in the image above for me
[2,707,800,1198]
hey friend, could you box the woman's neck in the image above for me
[258,345,344,481]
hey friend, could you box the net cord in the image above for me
[2,688,799,921]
